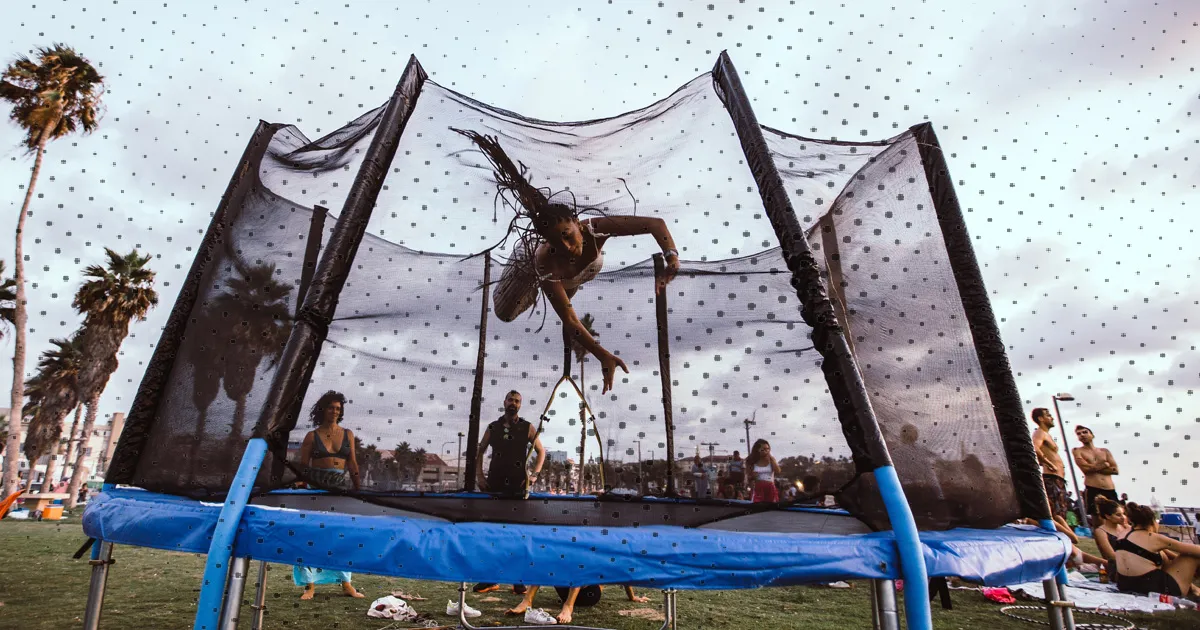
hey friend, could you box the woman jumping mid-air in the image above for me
[453,129,680,394]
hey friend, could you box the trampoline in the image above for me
[81,53,1075,630]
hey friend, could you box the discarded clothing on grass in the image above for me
[367,595,421,621]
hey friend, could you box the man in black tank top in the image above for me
[475,390,545,498]
[470,390,546,596]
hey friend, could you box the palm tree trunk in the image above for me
[2,126,53,497]
[39,443,60,493]
[61,404,83,484]
[65,393,101,509]
[230,395,247,470]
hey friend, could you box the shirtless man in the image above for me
[1072,425,1119,525]
[1031,407,1078,542]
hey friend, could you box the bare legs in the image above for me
[507,585,583,624]
[298,581,363,599]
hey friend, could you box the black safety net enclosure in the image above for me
[106,54,1049,532]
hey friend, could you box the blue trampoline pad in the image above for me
[83,489,1068,590]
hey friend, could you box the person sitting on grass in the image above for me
[507,584,652,625]
[1092,496,1129,567]
[1114,503,1200,598]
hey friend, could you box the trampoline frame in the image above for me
[82,52,1077,630]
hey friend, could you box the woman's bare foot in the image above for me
[342,582,365,598]
[630,594,650,603]
[506,602,529,615]
[299,585,315,600]
[556,604,575,624]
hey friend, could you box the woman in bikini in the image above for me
[294,391,364,599]
[1113,502,1200,598]
[453,129,681,394]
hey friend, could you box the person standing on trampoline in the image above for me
[453,129,681,394]
[471,389,545,597]
[745,439,781,503]
[293,391,365,600]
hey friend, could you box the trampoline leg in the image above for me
[218,556,250,630]
[871,579,900,630]
[660,588,678,630]
[1041,579,1065,630]
[82,540,114,630]
[457,582,480,630]
[868,580,882,630]
[250,561,269,630]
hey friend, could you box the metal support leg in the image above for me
[250,561,269,630]
[872,579,900,630]
[662,588,678,630]
[868,580,882,630]
[82,541,114,630]
[219,556,250,630]
[1041,579,1065,630]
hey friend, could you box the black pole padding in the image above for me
[295,206,329,318]
[653,254,677,497]
[911,122,1050,522]
[464,252,492,492]
[105,121,282,484]
[263,204,332,485]
[258,55,428,446]
[711,51,891,471]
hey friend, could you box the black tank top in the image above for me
[486,417,532,485]
[1114,530,1165,567]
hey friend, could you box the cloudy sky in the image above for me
[2,0,1196,506]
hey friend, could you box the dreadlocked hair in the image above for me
[450,128,579,238]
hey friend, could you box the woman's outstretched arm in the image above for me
[541,278,628,392]
[586,216,680,286]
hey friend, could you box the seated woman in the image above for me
[1114,502,1200,598]
[453,129,681,394]
[293,391,364,599]
[1092,495,1129,578]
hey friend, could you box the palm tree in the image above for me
[22,335,83,493]
[0,44,104,497]
[210,261,292,467]
[66,249,157,508]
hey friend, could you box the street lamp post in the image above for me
[743,413,756,452]
[440,441,456,491]
[456,432,465,490]
[1051,393,1088,527]
[633,440,643,495]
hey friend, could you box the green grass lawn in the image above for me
[1,514,1197,629]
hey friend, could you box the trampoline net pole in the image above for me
[464,252,491,492]
[258,56,427,448]
[653,253,677,496]
[710,51,891,473]
[911,123,1050,522]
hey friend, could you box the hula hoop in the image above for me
[998,604,1134,630]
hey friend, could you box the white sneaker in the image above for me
[524,607,558,625]
[446,599,482,618]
